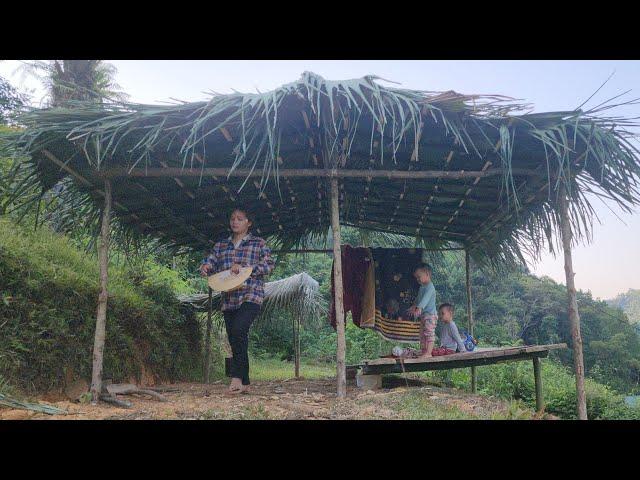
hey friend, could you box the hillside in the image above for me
[0,216,204,394]
[608,289,640,326]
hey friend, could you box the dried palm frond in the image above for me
[178,272,325,328]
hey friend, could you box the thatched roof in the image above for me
[8,71,640,266]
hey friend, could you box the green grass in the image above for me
[361,390,535,420]
[247,356,335,382]
[199,404,272,420]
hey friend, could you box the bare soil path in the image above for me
[0,376,556,420]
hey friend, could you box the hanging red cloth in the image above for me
[329,245,371,329]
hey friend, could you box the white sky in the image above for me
[2,60,639,299]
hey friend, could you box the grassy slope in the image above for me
[0,217,203,394]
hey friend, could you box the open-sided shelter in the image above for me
[10,72,640,419]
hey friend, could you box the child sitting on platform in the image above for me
[406,263,437,359]
[384,298,401,320]
[435,303,467,355]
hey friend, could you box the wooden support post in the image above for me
[533,357,544,413]
[465,250,477,393]
[330,176,347,398]
[558,186,588,420]
[293,313,301,378]
[204,287,213,383]
[90,179,112,404]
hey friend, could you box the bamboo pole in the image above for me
[293,313,301,378]
[330,177,347,398]
[90,179,112,403]
[99,167,539,180]
[465,250,477,394]
[296,315,301,378]
[558,185,588,420]
[271,247,466,254]
[204,287,213,383]
[533,357,544,413]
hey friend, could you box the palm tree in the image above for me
[16,60,127,106]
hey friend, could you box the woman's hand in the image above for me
[200,263,213,277]
[230,263,243,274]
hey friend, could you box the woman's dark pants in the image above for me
[223,302,261,385]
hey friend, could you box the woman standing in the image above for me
[200,207,275,394]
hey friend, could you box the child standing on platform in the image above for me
[407,263,437,359]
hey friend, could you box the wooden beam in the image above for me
[558,185,588,420]
[271,247,466,254]
[98,167,539,180]
[465,250,477,394]
[330,177,347,399]
[90,179,112,404]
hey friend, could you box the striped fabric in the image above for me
[373,309,421,343]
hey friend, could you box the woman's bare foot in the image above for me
[228,377,243,392]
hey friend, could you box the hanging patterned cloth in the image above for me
[368,248,423,343]
[329,246,424,343]
[329,245,372,328]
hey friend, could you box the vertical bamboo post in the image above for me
[204,287,213,383]
[293,313,301,378]
[330,176,347,398]
[558,185,588,420]
[90,179,112,403]
[465,250,477,393]
[297,315,301,377]
[533,357,544,413]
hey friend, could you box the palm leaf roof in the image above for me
[8,71,640,267]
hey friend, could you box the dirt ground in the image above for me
[0,376,557,420]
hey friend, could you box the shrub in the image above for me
[429,359,640,419]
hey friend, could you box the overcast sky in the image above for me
[2,60,639,299]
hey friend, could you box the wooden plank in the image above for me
[363,344,566,366]
[361,349,557,375]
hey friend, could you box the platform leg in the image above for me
[471,366,477,393]
[533,357,544,413]
[356,373,382,390]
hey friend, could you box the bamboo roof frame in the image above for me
[10,71,640,267]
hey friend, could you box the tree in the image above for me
[16,60,127,106]
[0,75,27,124]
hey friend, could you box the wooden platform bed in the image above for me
[349,343,567,413]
